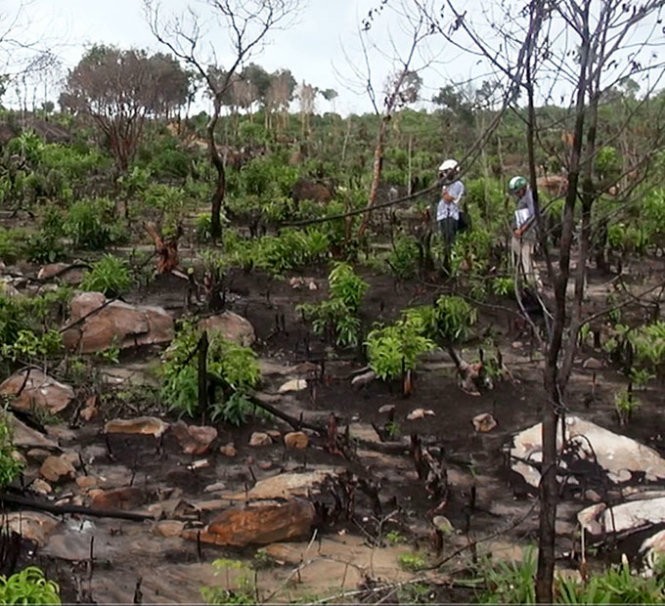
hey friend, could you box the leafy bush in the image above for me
[1,329,63,363]
[0,228,29,264]
[201,559,255,605]
[80,254,133,297]
[0,412,23,489]
[298,263,368,348]
[0,566,61,604]
[161,324,261,424]
[405,296,477,345]
[367,315,436,381]
[387,235,419,280]
[64,198,122,249]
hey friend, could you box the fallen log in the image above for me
[0,491,155,522]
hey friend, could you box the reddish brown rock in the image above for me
[472,413,498,433]
[249,432,272,447]
[104,416,169,438]
[89,487,146,511]
[40,455,76,483]
[171,421,218,455]
[0,368,74,414]
[62,291,174,353]
[284,431,309,450]
[154,520,185,538]
[220,443,238,457]
[37,262,85,286]
[198,311,256,347]
[182,499,315,547]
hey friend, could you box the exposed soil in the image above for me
[3,250,665,604]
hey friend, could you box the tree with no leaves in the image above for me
[343,0,432,240]
[144,0,303,242]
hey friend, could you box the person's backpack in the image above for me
[457,209,471,232]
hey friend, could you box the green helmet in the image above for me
[508,176,528,192]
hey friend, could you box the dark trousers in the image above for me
[438,217,458,273]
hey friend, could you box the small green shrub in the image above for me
[0,566,61,604]
[0,412,23,489]
[80,255,133,297]
[201,559,255,605]
[387,235,419,280]
[298,262,368,349]
[366,314,436,381]
[398,552,427,572]
[161,324,261,424]
[64,198,126,249]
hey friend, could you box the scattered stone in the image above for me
[578,496,665,537]
[266,430,282,440]
[228,470,336,501]
[472,413,498,433]
[582,357,604,370]
[5,511,60,547]
[204,482,226,493]
[284,431,309,450]
[28,478,53,496]
[40,455,76,483]
[278,378,308,393]
[171,421,218,455]
[62,291,174,353]
[432,516,454,534]
[182,499,315,547]
[288,277,318,290]
[198,311,256,347]
[154,520,185,538]
[26,448,52,463]
[37,262,85,286]
[187,459,210,471]
[89,487,146,511]
[0,368,74,414]
[104,416,169,438]
[351,370,376,389]
[406,408,435,421]
[258,461,273,471]
[378,404,396,414]
[76,476,98,490]
[511,341,523,350]
[584,489,602,503]
[5,412,59,450]
[249,432,272,447]
[640,529,665,563]
[80,394,99,422]
[220,443,237,457]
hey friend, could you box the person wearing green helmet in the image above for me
[508,175,538,285]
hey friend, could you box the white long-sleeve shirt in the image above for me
[436,180,465,221]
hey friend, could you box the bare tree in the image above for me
[420,0,665,601]
[342,0,432,240]
[145,0,302,242]
[296,80,317,139]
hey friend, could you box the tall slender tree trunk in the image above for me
[207,98,226,242]
[357,117,388,239]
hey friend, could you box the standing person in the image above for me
[508,175,539,285]
[436,159,464,275]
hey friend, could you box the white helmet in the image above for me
[439,159,458,172]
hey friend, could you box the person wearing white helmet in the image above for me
[508,175,538,285]
[436,158,465,274]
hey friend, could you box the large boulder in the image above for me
[0,368,74,414]
[182,499,315,547]
[62,292,174,353]
[510,416,665,487]
[198,311,256,347]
